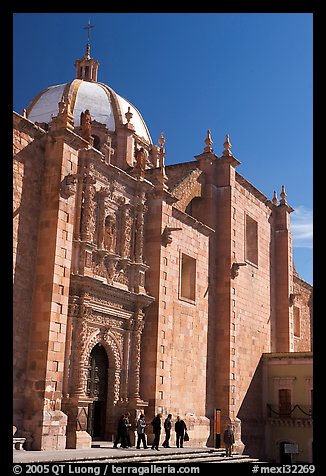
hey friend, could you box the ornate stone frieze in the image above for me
[268,418,312,428]
[83,293,125,310]
[84,314,125,328]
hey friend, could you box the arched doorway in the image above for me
[86,344,109,440]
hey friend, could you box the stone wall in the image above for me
[293,276,313,352]
[13,117,46,429]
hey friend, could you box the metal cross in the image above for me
[83,19,94,43]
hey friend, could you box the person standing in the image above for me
[113,414,125,448]
[151,413,162,450]
[123,412,132,448]
[162,414,172,448]
[136,414,148,449]
[223,424,235,457]
[175,415,187,448]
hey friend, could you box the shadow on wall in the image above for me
[237,357,265,460]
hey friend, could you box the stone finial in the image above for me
[272,190,279,205]
[158,133,166,168]
[222,134,233,156]
[156,133,168,190]
[204,129,213,153]
[125,106,133,124]
[280,185,287,205]
[52,94,74,130]
[158,132,165,149]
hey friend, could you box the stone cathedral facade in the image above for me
[13,43,312,456]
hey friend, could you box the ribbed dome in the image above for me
[26,78,152,144]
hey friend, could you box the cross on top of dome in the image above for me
[75,20,99,82]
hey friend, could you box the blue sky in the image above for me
[13,13,313,284]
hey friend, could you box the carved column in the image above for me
[134,193,147,263]
[97,187,110,248]
[63,310,92,449]
[81,168,97,243]
[129,312,145,400]
[63,296,79,398]
[120,204,134,260]
[71,316,89,397]
[121,323,131,402]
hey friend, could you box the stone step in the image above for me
[65,450,259,464]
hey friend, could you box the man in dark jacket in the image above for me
[123,412,132,448]
[223,424,235,457]
[151,413,162,450]
[162,414,172,448]
[113,414,126,448]
[174,415,187,448]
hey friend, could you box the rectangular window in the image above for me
[293,306,300,337]
[180,253,196,302]
[278,388,291,416]
[245,214,258,265]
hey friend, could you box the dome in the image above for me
[26,79,152,144]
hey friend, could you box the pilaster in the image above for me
[23,111,87,449]
[272,186,295,352]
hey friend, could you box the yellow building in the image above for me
[262,352,313,463]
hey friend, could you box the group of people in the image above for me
[113,412,188,451]
[151,413,187,450]
[113,412,235,456]
[113,412,132,448]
